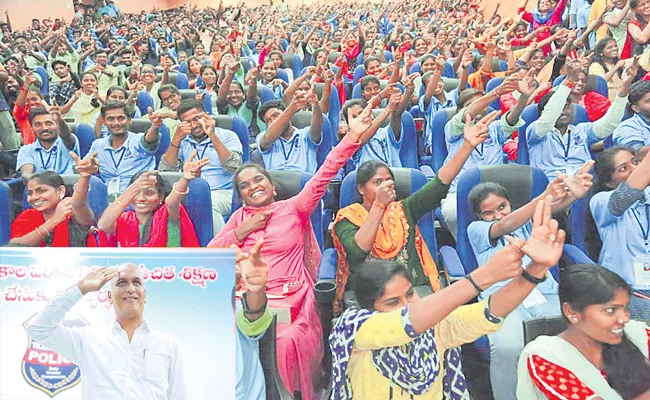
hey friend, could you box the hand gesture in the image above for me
[474,240,524,286]
[228,60,240,74]
[240,210,273,236]
[519,195,566,269]
[517,69,537,97]
[435,55,447,72]
[565,58,583,82]
[198,112,216,136]
[77,267,119,295]
[385,88,402,112]
[461,49,473,69]
[234,238,268,293]
[463,110,500,148]
[323,69,335,85]
[496,75,519,96]
[289,92,308,112]
[130,171,159,195]
[558,160,594,200]
[48,101,63,122]
[379,82,397,99]
[347,99,374,142]
[306,86,319,107]
[622,56,639,85]
[24,73,38,89]
[246,62,260,84]
[182,149,210,180]
[195,88,205,102]
[375,179,396,207]
[71,151,99,177]
[53,197,73,224]
[148,107,164,128]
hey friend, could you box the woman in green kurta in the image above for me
[332,110,501,312]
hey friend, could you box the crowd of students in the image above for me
[4,0,650,398]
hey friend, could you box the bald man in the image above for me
[26,264,187,400]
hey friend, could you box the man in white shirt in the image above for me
[26,264,187,400]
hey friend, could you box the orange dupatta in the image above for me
[331,202,440,314]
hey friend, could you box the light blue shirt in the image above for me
[419,89,458,153]
[87,131,160,192]
[91,108,142,138]
[235,314,266,400]
[349,125,402,170]
[17,135,80,175]
[613,114,650,151]
[590,186,650,290]
[256,126,320,174]
[468,220,559,297]
[178,129,242,191]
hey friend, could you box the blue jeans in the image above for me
[487,294,561,400]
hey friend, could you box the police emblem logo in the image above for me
[21,314,86,397]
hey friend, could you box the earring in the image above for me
[59,194,64,200]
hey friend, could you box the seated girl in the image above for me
[259,59,287,101]
[97,150,207,247]
[332,110,500,312]
[186,56,203,89]
[590,145,650,319]
[208,102,381,400]
[198,65,218,113]
[330,194,567,399]
[61,72,102,125]
[467,161,593,399]
[282,66,333,116]
[517,264,650,399]
[10,153,99,247]
[589,38,625,102]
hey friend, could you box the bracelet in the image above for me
[115,199,127,209]
[241,292,267,314]
[170,142,180,148]
[372,201,387,210]
[521,269,547,284]
[466,273,483,293]
[35,226,47,240]
[36,225,50,239]
[172,182,190,195]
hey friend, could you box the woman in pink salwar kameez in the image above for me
[208,103,378,399]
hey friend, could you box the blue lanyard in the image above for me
[37,147,56,170]
[558,131,572,161]
[474,142,485,158]
[192,142,209,160]
[280,136,297,162]
[631,204,650,253]
[367,138,388,163]
[109,148,126,169]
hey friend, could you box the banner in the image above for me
[0,248,235,400]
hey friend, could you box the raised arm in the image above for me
[165,150,209,221]
[258,95,303,150]
[68,152,97,228]
[592,58,635,139]
[50,105,76,151]
[97,172,159,234]
[306,86,323,144]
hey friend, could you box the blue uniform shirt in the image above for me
[87,131,160,192]
[256,126,320,174]
[590,186,650,290]
[178,128,242,191]
[468,219,559,298]
[17,135,80,175]
[419,89,458,153]
[613,114,650,151]
[349,125,402,170]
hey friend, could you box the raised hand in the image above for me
[519,195,566,269]
[53,197,73,224]
[77,267,120,295]
[237,210,273,239]
[182,149,210,180]
[176,121,192,141]
[148,107,164,128]
[517,69,537,97]
[463,110,500,148]
[71,151,99,177]
[198,113,216,136]
[235,238,268,293]
[23,73,39,89]
[347,99,373,142]
[130,171,159,196]
[385,88,402,112]
[375,180,396,208]
[558,160,594,200]
[306,86,319,107]
[48,101,63,122]
[473,241,525,288]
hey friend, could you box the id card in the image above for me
[107,177,120,195]
[633,254,650,287]
[564,165,579,177]
[522,288,548,308]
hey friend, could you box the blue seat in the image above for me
[351,80,404,99]
[518,103,589,165]
[314,83,341,143]
[276,69,290,84]
[231,170,324,250]
[399,112,418,169]
[21,175,108,224]
[485,77,504,111]
[352,65,366,85]
[71,123,96,158]
[129,119,170,169]
[429,107,456,173]
[158,173,214,246]
[212,115,250,162]
[553,74,608,99]
[356,50,393,66]
[409,62,421,75]
[282,53,303,81]
[157,72,190,90]
[179,89,212,115]
[291,111,333,169]
[245,85,275,105]
[34,66,49,103]
[137,91,155,115]
[0,181,11,246]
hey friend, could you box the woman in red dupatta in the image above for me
[97,150,208,247]
[10,152,99,247]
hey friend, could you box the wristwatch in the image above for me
[241,292,267,315]
[484,299,503,324]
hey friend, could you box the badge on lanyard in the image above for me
[634,254,650,287]
[107,177,120,195]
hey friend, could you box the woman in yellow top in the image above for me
[61,71,102,124]
[329,196,566,399]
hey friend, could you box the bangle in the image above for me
[36,225,50,238]
[372,201,386,210]
[241,292,267,314]
[521,269,547,284]
[115,199,127,209]
[172,182,190,195]
[35,226,47,240]
[170,142,180,148]
[466,273,483,293]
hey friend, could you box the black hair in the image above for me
[232,162,274,197]
[51,59,68,69]
[341,99,367,124]
[458,88,484,109]
[355,160,394,196]
[186,56,202,78]
[100,101,129,118]
[628,80,650,115]
[28,107,50,125]
[176,99,205,119]
[258,100,286,121]
[129,170,167,199]
[157,83,180,99]
[591,37,619,77]
[584,146,636,260]
[363,56,381,71]
[95,48,108,56]
[559,264,650,398]
[360,75,380,92]
[106,86,127,98]
[420,53,436,65]
[79,71,97,82]
[27,171,65,192]
[199,64,217,77]
[268,50,284,66]
[468,182,510,215]
[355,260,413,310]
